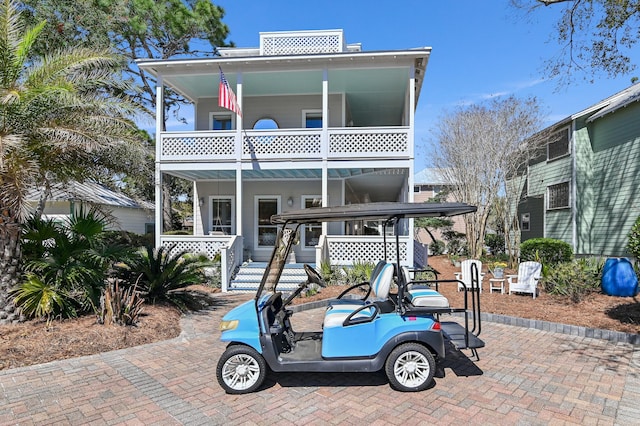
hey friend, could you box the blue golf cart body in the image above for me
[216,202,484,393]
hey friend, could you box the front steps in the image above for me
[228,262,311,291]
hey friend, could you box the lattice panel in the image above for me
[329,132,408,154]
[328,241,407,264]
[243,134,321,155]
[162,240,225,260]
[162,135,235,157]
[262,34,342,55]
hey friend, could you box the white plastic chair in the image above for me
[508,261,542,299]
[455,259,485,292]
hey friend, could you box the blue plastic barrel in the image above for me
[601,258,639,297]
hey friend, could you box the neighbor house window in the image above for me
[302,110,322,128]
[210,197,234,234]
[413,185,421,193]
[256,197,279,247]
[547,127,570,161]
[210,112,234,130]
[521,213,530,231]
[547,182,570,210]
[302,196,322,248]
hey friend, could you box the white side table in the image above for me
[489,278,506,294]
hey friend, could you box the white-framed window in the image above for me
[302,109,322,128]
[413,185,421,193]
[302,196,322,248]
[210,112,234,130]
[547,182,570,210]
[547,127,570,161]
[210,197,234,234]
[521,213,530,232]
[255,196,280,247]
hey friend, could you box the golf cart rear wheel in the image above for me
[217,345,267,394]
[385,343,435,392]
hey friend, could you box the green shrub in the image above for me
[627,216,640,261]
[116,245,214,311]
[541,258,602,303]
[18,209,132,318]
[320,260,342,286]
[485,233,505,255]
[12,274,77,320]
[342,260,375,286]
[429,239,445,256]
[520,238,573,265]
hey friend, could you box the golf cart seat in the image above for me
[401,267,450,308]
[328,261,394,307]
[406,287,450,308]
[323,263,395,328]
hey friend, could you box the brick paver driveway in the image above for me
[1,293,639,425]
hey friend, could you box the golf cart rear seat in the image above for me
[399,266,450,308]
[406,287,450,308]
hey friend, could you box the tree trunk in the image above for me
[0,210,22,324]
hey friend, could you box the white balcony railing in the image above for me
[159,234,243,291]
[159,127,410,162]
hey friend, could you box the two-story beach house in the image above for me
[137,29,431,290]
[515,82,640,257]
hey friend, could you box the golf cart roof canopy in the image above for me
[271,202,477,224]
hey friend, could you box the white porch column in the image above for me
[236,167,243,237]
[236,72,244,239]
[154,80,164,248]
[322,68,329,236]
[408,65,416,265]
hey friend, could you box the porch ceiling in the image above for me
[162,68,408,127]
[166,168,408,202]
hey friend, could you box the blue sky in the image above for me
[209,0,639,171]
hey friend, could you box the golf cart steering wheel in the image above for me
[304,263,326,287]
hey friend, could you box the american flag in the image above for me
[218,68,242,117]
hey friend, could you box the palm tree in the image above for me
[0,0,146,321]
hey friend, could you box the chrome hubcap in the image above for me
[393,350,430,388]
[222,354,261,390]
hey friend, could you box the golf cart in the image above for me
[216,202,484,394]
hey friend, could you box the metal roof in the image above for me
[26,181,153,210]
[271,202,476,224]
[414,168,449,185]
[586,82,640,122]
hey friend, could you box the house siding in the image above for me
[581,103,640,256]
[196,179,344,262]
[574,121,595,254]
[525,151,572,243]
[38,201,153,235]
[196,94,345,130]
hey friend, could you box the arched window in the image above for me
[253,118,279,130]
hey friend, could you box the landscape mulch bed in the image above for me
[1,256,638,371]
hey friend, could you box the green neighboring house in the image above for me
[516,82,640,257]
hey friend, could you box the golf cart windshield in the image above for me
[255,202,476,301]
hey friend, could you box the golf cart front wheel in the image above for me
[385,343,435,392]
[216,345,267,394]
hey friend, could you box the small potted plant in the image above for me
[491,261,507,278]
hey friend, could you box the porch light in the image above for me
[199,197,204,206]
[287,197,294,207]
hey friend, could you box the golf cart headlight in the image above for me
[220,320,239,331]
